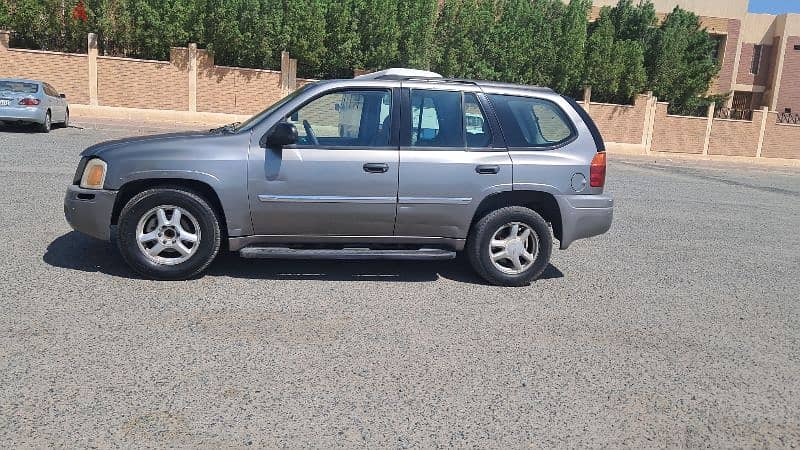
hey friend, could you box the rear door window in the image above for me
[409,89,464,148]
[488,94,575,148]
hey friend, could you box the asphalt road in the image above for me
[1,122,799,448]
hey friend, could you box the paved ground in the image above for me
[1,122,799,448]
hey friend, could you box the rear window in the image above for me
[0,81,39,94]
[488,94,575,148]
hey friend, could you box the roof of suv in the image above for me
[350,68,554,94]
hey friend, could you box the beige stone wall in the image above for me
[97,55,189,110]
[584,95,649,145]
[197,66,284,115]
[651,103,709,154]
[0,47,89,104]
[708,111,763,157]
[762,113,800,159]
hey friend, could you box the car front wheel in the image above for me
[117,187,221,280]
[466,206,553,287]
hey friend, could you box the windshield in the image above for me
[0,81,39,94]
[236,83,315,132]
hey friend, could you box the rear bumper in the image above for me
[555,194,614,250]
[0,106,45,124]
[64,185,117,241]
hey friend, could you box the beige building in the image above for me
[589,0,800,114]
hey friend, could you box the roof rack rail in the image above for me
[355,68,443,80]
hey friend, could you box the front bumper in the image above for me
[64,185,118,241]
[555,194,614,250]
[0,106,45,124]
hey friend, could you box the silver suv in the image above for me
[64,69,613,286]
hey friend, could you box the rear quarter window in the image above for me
[488,94,575,149]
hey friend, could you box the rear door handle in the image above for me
[476,165,500,174]
[363,163,389,173]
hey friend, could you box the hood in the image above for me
[80,131,219,158]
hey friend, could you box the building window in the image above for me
[711,35,725,62]
[750,45,763,75]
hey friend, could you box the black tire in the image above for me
[117,187,221,280]
[39,111,51,133]
[466,206,553,287]
[57,109,69,128]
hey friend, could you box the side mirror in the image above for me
[263,122,298,148]
[59,93,66,99]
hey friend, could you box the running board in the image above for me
[239,247,456,261]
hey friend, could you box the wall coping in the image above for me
[7,47,86,58]
[587,101,637,108]
[97,54,170,65]
[712,117,756,123]
[209,64,281,75]
[665,114,708,120]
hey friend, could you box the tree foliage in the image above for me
[0,0,722,112]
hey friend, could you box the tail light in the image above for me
[590,152,607,188]
[19,98,40,106]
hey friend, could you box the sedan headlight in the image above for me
[80,159,107,189]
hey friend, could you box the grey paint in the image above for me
[65,76,613,254]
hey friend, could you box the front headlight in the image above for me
[80,159,107,189]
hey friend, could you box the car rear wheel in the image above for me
[58,109,69,128]
[466,206,553,287]
[117,187,221,280]
[39,111,51,133]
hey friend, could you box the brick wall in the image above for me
[707,110,763,157]
[197,66,284,115]
[776,36,800,113]
[712,19,741,94]
[584,95,649,145]
[97,52,189,110]
[651,103,708,154]
[736,43,772,87]
[0,47,89,104]
[762,113,800,159]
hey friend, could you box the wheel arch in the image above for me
[111,178,228,238]
[470,190,562,243]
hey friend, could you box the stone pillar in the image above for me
[288,58,297,90]
[0,31,10,51]
[583,86,592,105]
[280,51,290,92]
[702,103,715,156]
[188,43,198,112]
[88,33,98,106]
[644,96,658,154]
[756,106,769,158]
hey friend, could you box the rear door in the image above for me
[43,83,66,121]
[395,83,512,239]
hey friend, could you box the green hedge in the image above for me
[0,0,722,113]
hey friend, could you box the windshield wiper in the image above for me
[210,122,242,134]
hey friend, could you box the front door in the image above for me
[395,86,512,239]
[247,87,399,237]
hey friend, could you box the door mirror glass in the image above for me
[60,93,66,99]
[264,122,298,147]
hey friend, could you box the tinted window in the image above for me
[44,84,57,96]
[287,89,391,147]
[410,89,464,148]
[464,93,491,148]
[489,94,575,148]
[0,81,39,94]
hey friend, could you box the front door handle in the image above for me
[476,164,500,174]
[363,163,389,173]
